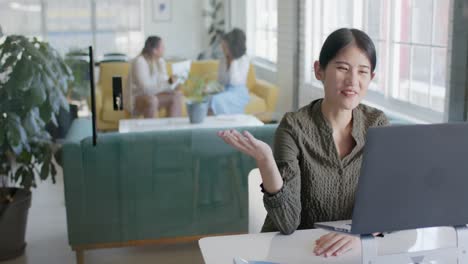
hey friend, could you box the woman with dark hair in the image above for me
[218,28,388,257]
[209,28,250,114]
[125,36,183,118]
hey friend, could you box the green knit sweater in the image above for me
[261,99,389,234]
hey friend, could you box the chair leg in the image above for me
[76,249,84,264]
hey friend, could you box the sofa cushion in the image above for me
[188,60,219,81]
[246,65,256,92]
[245,93,267,114]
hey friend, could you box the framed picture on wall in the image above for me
[152,0,172,22]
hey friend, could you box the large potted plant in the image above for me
[183,73,222,124]
[0,35,73,260]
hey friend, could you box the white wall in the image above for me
[227,0,246,30]
[143,0,207,59]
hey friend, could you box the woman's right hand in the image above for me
[217,130,273,162]
[219,129,284,194]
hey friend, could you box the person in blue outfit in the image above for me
[210,28,250,115]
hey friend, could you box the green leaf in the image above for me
[0,118,6,146]
[61,99,70,112]
[29,76,47,105]
[39,101,53,124]
[51,163,57,184]
[48,89,62,114]
[40,73,54,93]
[23,39,48,64]
[59,59,73,76]
[40,157,50,180]
[1,54,18,71]
[30,56,55,82]
[19,166,34,191]
[17,150,32,165]
[6,113,27,155]
[23,108,44,136]
[215,2,222,12]
[50,113,58,127]
[4,56,33,92]
[0,36,13,62]
[14,166,25,181]
[58,78,70,100]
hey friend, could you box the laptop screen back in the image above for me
[351,123,468,234]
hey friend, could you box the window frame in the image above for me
[302,0,451,123]
[1,0,144,58]
[248,0,278,65]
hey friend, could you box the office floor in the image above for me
[3,164,205,264]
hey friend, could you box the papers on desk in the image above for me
[170,60,191,90]
[233,257,281,264]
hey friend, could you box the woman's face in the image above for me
[152,40,165,58]
[314,44,375,110]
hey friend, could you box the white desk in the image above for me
[199,227,457,264]
[119,114,263,133]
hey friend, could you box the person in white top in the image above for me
[125,36,183,118]
[209,28,250,115]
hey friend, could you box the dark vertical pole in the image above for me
[89,46,97,146]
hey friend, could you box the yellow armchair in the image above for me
[95,62,131,131]
[94,60,279,131]
[185,60,279,121]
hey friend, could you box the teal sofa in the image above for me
[61,113,412,263]
[61,118,277,263]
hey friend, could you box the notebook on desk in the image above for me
[315,123,468,235]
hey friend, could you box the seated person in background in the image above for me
[125,36,183,118]
[218,28,388,258]
[209,28,250,115]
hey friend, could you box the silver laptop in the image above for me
[315,123,468,235]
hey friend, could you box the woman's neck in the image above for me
[320,98,353,132]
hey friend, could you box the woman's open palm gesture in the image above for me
[217,130,272,162]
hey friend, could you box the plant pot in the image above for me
[0,188,31,261]
[186,100,209,124]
